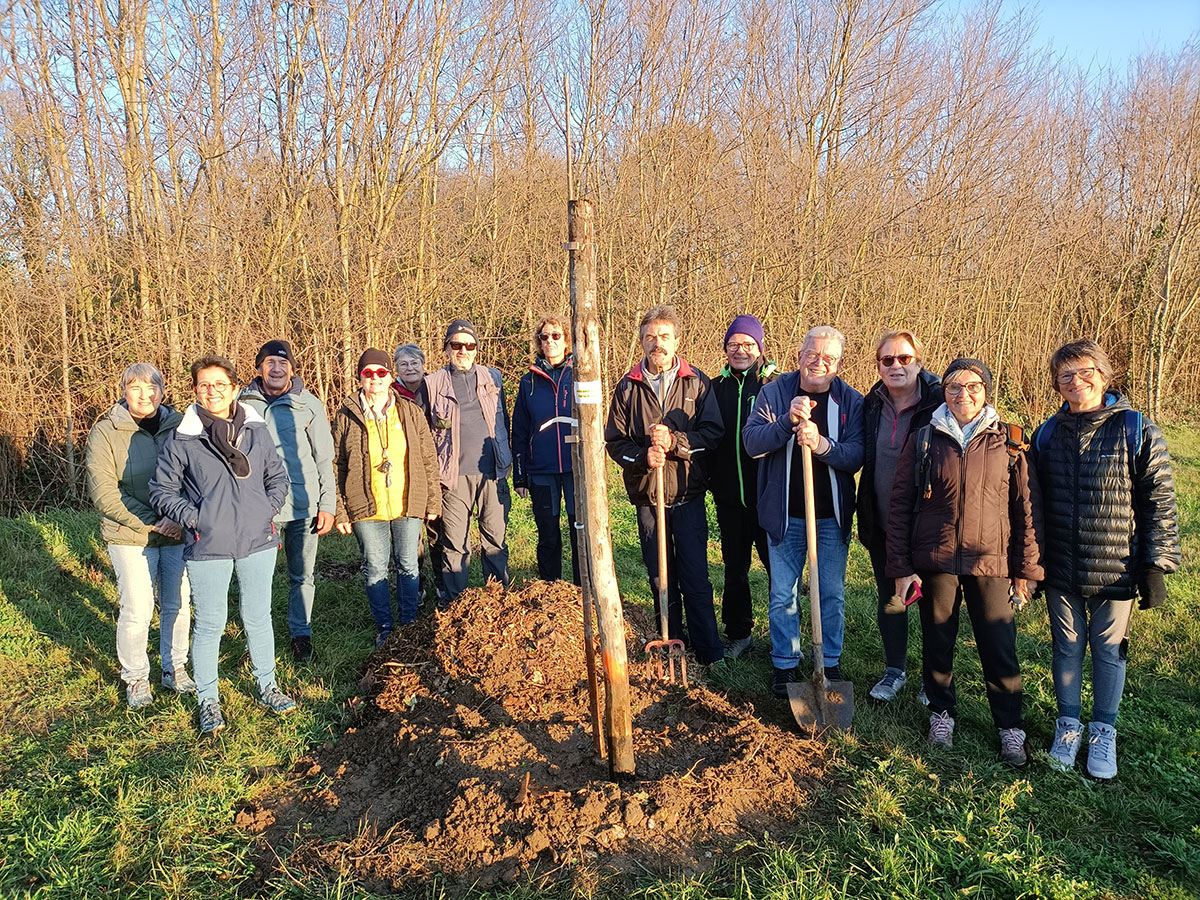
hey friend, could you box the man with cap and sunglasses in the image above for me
[240,340,336,662]
[424,319,513,604]
[710,315,778,659]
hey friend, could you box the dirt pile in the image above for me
[242,580,828,893]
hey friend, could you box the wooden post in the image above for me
[571,439,606,760]
[568,197,635,775]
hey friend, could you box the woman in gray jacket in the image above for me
[86,363,192,709]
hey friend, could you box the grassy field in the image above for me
[1,426,1198,899]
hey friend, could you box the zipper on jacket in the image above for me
[955,443,967,572]
[735,373,746,507]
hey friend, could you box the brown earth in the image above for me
[241,580,830,895]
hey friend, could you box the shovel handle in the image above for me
[801,442,824,683]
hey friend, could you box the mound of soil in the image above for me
[242,581,828,893]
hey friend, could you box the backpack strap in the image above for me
[1123,409,1143,476]
[1001,421,1028,472]
[1034,416,1056,453]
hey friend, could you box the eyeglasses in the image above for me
[448,341,477,351]
[360,368,390,379]
[726,341,758,353]
[945,381,985,396]
[1056,367,1097,385]
[195,381,233,393]
[538,332,563,342]
[878,354,915,368]
[801,351,840,368]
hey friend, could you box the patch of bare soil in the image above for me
[242,581,829,894]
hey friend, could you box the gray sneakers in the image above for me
[928,710,955,748]
[126,679,152,709]
[258,685,298,715]
[1087,721,1118,779]
[723,635,755,659]
[1048,716,1084,771]
[162,669,196,694]
[869,670,907,701]
[198,698,225,735]
[998,727,1028,768]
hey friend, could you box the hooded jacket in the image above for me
[857,368,943,550]
[332,388,442,525]
[85,402,184,547]
[742,372,864,543]
[512,355,574,486]
[239,375,336,523]
[709,359,778,507]
[886,405,1044,581]
[1030,391,1180,600]
[149,403,289,561]
[424,364,512,489]
[604,357,723,506]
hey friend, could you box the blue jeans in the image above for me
[280,518,319,638]
[109,542,190,683]
[1046,588,1134,726]
[187,546,279,703]
[767,517,849,668]
[354,517,423,632]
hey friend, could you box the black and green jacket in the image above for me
[709,358,778,507]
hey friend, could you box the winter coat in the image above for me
[332,388,442,525]
[1030,391,1180,600]
[886,406,1044,581]
[742,373,864,544]
[239,376,335,522]
[857,369,943,551]
[85,402,184,547]
[709,359,779,508]
[512,356,574,487]
[149,403,289,561]
[604,358,723,507]
[424,365,512,489]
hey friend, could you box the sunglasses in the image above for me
[448,341,477,351]
[538,332,564,342]
[878,354,915,367]
[360,368,390,379]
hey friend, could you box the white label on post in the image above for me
[575,380,602,405]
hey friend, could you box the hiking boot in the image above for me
[928,710,955,748]
[824,664,845,682]
[258,685,298,715]
[918,685,929,706]
[1086,721,1117,780]
[126,679,152,709]
[162,669,196,694]
[998,727,1028,768]
[869,669,907,702]
[198,698,225,735]
[291,635,314,664]
[771,666,799,698]
[723,635,755,659]
[1048,716,1084,771]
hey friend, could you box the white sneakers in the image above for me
[1048,716,1085,771]
[1086,721,1118,780]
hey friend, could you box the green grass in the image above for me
[2,429,1199,899]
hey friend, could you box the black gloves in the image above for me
[1138,567,1167,610]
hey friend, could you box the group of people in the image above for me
[86,309,1180,779]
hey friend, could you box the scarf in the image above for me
[195,401,251,478]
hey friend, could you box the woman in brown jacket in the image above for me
[334,349,442,647]
[887,358,1043,767]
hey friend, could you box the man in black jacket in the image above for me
[605,305,725,666]
[857,329,942,703]
[710,315,777,658]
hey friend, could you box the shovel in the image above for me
[644,464,687,683]
[787,439,855,733]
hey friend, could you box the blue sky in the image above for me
[974,0,1200,70]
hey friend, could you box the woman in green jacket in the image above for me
[85,363,192,708]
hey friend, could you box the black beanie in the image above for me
[356,348,392,374]
[444,319,479,346]
[943,358,994,399]
[255,340,296,369]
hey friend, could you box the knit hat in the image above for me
[444,319,479,346]
[255,340,296,369]
[943,358,993,399]
[356,348,392,374]
[723,315,765,353]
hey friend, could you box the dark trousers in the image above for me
[869,538,916,671]
[418,517,447,603]
[530,473,581,585]
[636,496,723,664]
[918,572,1023,729]
[714,498,770,640]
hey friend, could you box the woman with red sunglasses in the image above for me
[332,348,441,647]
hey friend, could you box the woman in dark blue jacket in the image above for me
[511,315,579,584]
[151,354,293,737]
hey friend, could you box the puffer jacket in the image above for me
[1030,391,1180,600]
[512,356,573,487]
[332,388,442,525]
[604,358,723,506]
[85,402,184,547]
[709,359,778,508]
[856,369,943,551]
[149,403,289,561]
[886,407,1044,581]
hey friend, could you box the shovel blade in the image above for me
[787,679,855,734]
